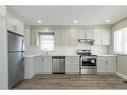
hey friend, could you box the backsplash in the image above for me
[54,44,108,55]
[25,44,108,56]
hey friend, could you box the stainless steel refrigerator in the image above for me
[8,31,24,89]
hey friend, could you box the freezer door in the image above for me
[8,52,24,89]
[8,32,23,51]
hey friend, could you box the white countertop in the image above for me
[24,53,117,57]
[24,54,80,57]
[52,54,80,56]
[97,54,117,57]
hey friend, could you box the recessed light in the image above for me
[74,20,78,23]
[106,20,110,23]
[38,20,42,24]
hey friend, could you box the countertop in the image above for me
[24,53,117,57]
[97,54,117,57]
[24,54,80,57]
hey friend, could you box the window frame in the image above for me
[38,32,55,52]
[114,27,127,54]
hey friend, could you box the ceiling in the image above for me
[9,6,127,25]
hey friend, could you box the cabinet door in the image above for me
[24,57,35,79]
[97,57,106,73]
[43,56,52,74]
[7,13,17,32]
[65,56,79,74]
[78,29,87,39]
[94,28,102,45]
[62,29,71,46]
[35,56,44,73]
[24,26,30,46]
[102,28,111,45]
[17,20,24,35]
[105,57,116,73]
[0,6,6,18]
[86,28,94,39]
[70,29,78,45]
[54,29,63,46]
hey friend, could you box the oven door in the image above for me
[81,57,96,67]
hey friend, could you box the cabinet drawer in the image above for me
[66,56,79,60]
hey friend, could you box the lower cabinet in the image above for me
[97,56,116,74]
[34,56,52,74]
[24,57,35,79]
[65,56,80,74]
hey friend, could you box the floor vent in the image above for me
[123,81,127,83]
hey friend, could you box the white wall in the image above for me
[117,55,127,75]
[109,18,127,76]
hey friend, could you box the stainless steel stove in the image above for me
[77,49,97,74]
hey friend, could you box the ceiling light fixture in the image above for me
[106,20,110,23]
[74,20,78,23]
[38,20,42,24]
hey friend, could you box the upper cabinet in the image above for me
[62,29,71,46]
[94,28,111,45]
[0,6,6,18]
[78,29,87,39]
[54,27,111,46]
[86,28,94,39]
[7,13,24,35]
[70,28,78,45]
[77,28,94,39]
[54,29,63,46]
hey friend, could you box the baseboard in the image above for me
[116,72,127,80]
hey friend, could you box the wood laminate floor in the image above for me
[14,74,127,89]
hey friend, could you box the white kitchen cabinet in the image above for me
[34,56,52,74]
[70,29,78,45]
[7,13,17,33]
[62,29,71,46]
[97,56,116,74]
[86,28,94,39]
[17,20,24,35]
[65,56,80,74]
[94,28,111,45]
[78,29,87,39]
[24,26,30,46]
[0,6,6,18]
[77,28,94,39]
[105,56,116,73]
[102,28,111,45]
[24,57,35,79]
[7,12,24,35]
[54,29,63,46]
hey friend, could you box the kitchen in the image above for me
[0,5,127,89]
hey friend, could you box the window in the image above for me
[39,32,54,51]
[114,27,127,54]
